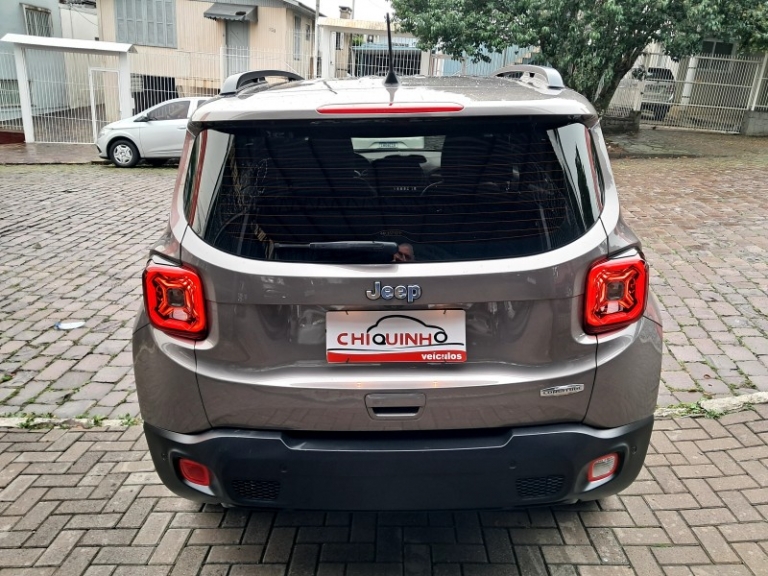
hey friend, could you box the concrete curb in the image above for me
[655,391,768,418]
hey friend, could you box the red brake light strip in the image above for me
[317,103,464,114]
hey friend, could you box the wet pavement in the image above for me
[2,137,768,417]
[0,130,767,574]
[0,407,767,575]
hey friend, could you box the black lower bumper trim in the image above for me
[144,417,653,510]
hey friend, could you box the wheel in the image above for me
[146,159,167,167]
[108,139,140,168]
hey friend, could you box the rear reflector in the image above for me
[178,458,211,487]
[317,103,464,114]
[584,255,648,334]
[587,453,619,482]
[143,263,207,340]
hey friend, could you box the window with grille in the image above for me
[23,5,53,37]
[115,0,177,48]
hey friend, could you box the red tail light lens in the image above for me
[143,263,207,340]
[178,458,211,487]
[584,255,648,334]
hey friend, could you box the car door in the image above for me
[139,100,192,157]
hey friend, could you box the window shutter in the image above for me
[165,0,176,48]
[115,0,176,47]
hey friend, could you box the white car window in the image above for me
[149,101,190,121]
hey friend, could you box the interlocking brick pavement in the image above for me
[0,164,171,419]
[1,135,768,572]
[4,147,768,415]
[614,153,768,406]
[0,407,764,574]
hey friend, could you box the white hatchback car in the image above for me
[96,97,208,167]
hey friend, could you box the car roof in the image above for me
[192,75,597,123]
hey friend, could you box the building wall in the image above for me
[96,1,314,92]
[0,0,68,113]
[97,0,221,53]
[60,3,98,41]
[255,6,289,53]
[282,8,312,76]
[0,0,64,45]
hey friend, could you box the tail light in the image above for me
[143,263,207,340]
[584,255,648,334]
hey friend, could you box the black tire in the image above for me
[108,139,140,168]
[146,159,167,167]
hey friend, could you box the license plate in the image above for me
[326,310,466,363]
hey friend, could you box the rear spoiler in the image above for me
[220,70,304,97]
[493,65,565,90]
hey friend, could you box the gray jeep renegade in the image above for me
[133,65,663,510]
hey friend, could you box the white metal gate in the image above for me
[88,68,120,142]
[607,51,768,133]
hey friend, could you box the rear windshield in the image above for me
[185,118,602,264]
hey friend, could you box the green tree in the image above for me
[390,0,768,113]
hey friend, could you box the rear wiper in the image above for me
[275,241,399,255]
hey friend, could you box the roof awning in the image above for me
[203,4,257,22]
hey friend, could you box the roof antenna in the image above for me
[383,13,400,87]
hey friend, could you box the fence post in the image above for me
[219,46,226,85]
[680,56,697,107]
[117,52,132,118]
[748,53,768,111]
[13,45,34,143]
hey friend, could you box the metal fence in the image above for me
[430,46,539,77]
[0,50,24,136]
[606,51,768,133]
[0,46,313,144]
[4,42,768,143]
[0,47,121,144]
[327,35,422,79]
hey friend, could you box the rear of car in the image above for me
[133,71,662,510]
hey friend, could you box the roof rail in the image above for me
[493,65,565,90]
[221,69,304,96]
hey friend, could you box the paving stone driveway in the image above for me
[0,408,767,575]
[0,145,768,574]
[2,152,768,417]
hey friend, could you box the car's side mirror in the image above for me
[135,114,150,122]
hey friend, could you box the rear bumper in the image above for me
[144,416,653,510]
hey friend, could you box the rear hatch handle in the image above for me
[365,393,426,419]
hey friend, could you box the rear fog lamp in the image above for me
[587,453,619,482]
[179,458,211,487]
